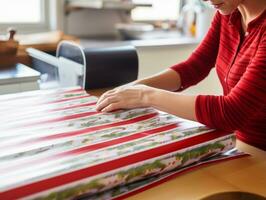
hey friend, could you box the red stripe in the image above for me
[0,88,83,102]
[50,102,97,112]
[21,111,100,128]
[0,95,91,113]
[0,124,179,173]
[0,102,97,123]
[114,153,249,200]
[0,130,231,199]
[31,112,159,141]
[46,95,91,104]
[61,88,84,94]
[1,113,159,149]
[26,112,100,127]
[60,124,179,156]
[0,90,86,104]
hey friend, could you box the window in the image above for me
[131,0,182,21]
[0,0,50,33]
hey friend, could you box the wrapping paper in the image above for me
[86,149,247,200]
[0,87,238,200]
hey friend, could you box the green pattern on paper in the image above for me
[33,136,233,200]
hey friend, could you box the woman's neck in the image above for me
[238,0,266,32]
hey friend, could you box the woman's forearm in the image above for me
[97,84,196,121]
[97,70,194,120]
[146,88,197,121]
[131,69,182,91]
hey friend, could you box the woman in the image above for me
[96,0,266,150]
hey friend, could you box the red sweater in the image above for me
[171,10,266,150]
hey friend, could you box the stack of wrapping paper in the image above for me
[0,87,244,200]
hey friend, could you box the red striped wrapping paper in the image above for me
[0,87,243,200]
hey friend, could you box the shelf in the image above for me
[66,0,152,11]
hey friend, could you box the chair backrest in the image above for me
[83,45,138,89]
[57,41,86,88]
[57,41,138,90]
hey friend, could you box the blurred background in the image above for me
[0,0,221,95]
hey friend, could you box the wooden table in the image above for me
[89,88,266,200]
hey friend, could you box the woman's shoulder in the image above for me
[251,10,266,38]
[211,10,238,27]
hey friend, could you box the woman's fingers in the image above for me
[101,102,121,112]
[97,89,117,106]
[96,84,152,112]
[96,95,118,111]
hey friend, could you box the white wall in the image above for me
[136,44,223,96]
[49,0,65,31]
[64,9,129,37]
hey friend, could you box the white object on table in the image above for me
[26,47,84,88]
[0,64,40,95]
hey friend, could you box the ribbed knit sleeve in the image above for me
[170,12,221,90]
[196,30,266,131]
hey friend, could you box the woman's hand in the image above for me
[96,84,197,121]
[96,84,155,112]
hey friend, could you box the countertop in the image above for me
[80,35,200,49]
[0,63,40,84]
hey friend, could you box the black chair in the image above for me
[57,41,139,90]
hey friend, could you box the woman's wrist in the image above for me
[143,88,196,121]
[142,87,161,108]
